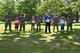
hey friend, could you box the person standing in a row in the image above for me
[66,15,73,32]
[31,16,36,31]
[45,14,51,33]
[4,12,12,33]
[19,14,26,32]
[36,16,41,31]
[14,17,19,32]
[60,17,65,33]
[52,16,59,32]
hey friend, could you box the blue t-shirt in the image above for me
[45,15,51,23]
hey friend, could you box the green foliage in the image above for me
[0,0,80,20]
[37,0,65,16]
[17,0,38,17]
[0,0,16,19]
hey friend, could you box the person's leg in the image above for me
[45,23,47,33]
[56,25,59,32]
[23,24,25,32]
[33,24,35,30]
[61,24,62,33]
[39,23,41,31]
[67,24,69,32]
[20,24,22,32]
[16,28,17,32]
[61,24,64,33]
[9,23,11,32]
[37,24,39,31]
[4,23,8,33]
[48,23,51,33]
[70,23,73,32]
[53,25,55,32]
[63,24,64,33]
[17,26,19,32]
[31,24,34,31]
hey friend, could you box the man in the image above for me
[45,14,51,33]
[19,14,26,32]
[36,16,41,31]
[66,15,73,32]
[53,16,59,32]
[4,12,12,33]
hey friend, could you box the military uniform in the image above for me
[36,17,41,31]
[4,14,12,32]
[53,16,59,32]
[66,16,73,32]
[19,15,26,32]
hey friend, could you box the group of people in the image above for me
[4,12,73,33]
[4,12,42,33]
[45,14,73,33]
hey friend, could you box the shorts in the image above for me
[15,26,18,29]
[31,23,35,26]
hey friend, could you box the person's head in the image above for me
[16,17,19,20]
[54,15,57,18]
[22,14,24,17]
[7,12,10,15]
[61,16,64,19]
[32,16,35,19]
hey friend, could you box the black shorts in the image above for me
[15,26,18,29]
[31,23,35,26]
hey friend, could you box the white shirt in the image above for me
[60,19,65,24]
[46,19,50,22]
[32,20,35,23]
[15,20,19,23]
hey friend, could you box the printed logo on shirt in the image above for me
[32,20,35,23]
[15,20,19,23]
[46,19,50,22]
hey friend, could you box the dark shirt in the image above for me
[36,17,41,23]
[66,16,73,24]
[4,15,12,23]
[19,16,26,24]
[53,17,58,25]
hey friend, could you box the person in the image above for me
[19,14,26,32]
[53,16,59,32]
[36,16,41,31]
[4,12,12,33]
[66,15,73,32]
[44,14,51,33]
[14,17,19,32]
[31,16,35,31]
[60,17,65,33]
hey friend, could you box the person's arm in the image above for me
[43,17,45,23]
[49,16,51,22]
[4,15,7,21]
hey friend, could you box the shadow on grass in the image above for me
[0,28,80,53]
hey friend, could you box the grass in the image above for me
[0,23,80,53]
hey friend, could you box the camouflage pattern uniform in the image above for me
[4,13,12,32]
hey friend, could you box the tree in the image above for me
[0,0,16,20]
[17,0,38,17]
[37,0,65,16]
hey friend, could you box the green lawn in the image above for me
[0,23,80,53]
